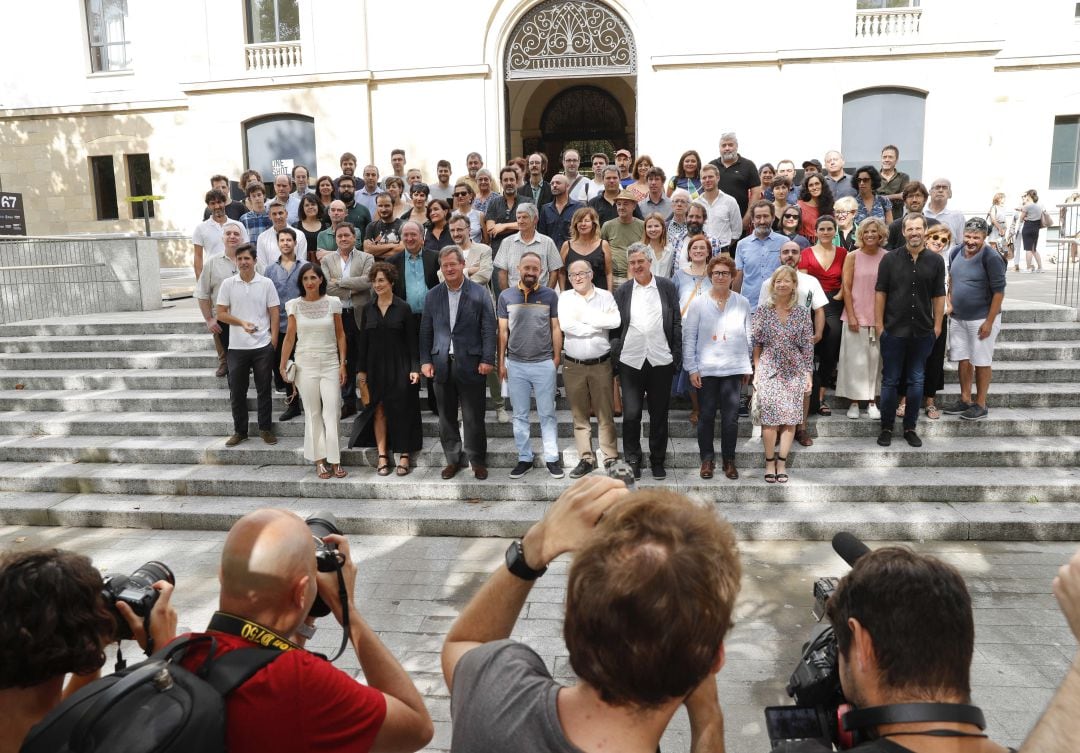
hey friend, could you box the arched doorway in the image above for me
[504,1,636,171]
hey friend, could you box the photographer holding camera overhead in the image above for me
[772,540,1012,753]
[0,549,177,753]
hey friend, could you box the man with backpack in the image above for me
[941,218,1007,422]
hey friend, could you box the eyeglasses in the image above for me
[711,270,732,277]
[856,177,872,183]
[569,271,592,279]
[452,192,469,198]
[835,210,852,216]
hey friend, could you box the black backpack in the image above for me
[21,635,280,753]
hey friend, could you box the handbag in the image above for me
[284,360,296,383]
[750,389,762,427]
[1041,210,1054,229]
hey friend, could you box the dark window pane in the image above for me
[1049,117,1080,189]
[126,154,154,219]
[90,156,119,221]
[842,88,926,181]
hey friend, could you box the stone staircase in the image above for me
[0,301,1078,540]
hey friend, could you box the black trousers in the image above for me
[432,357,487,466]
[341,308,360,409]
[697,374,742,462]
[619,359,675,467]
[227,344,274,435]
[272,336,296,392]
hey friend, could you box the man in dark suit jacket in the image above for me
[391,221,441,412]
[420,246,498,480]
[610,243,682,480]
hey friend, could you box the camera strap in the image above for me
[843,702,987,732]
[207,612,301,653]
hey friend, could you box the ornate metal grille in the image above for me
[505,1,636,80]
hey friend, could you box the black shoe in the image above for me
[629,461,642,480]
[941,400,974,415]
[546,461,565,479]
[651,464,667,480]
[279,402,302,422]
[876,428,893,447]
[340,404,357,419]
[903,429,923,447]
[509,460,532,479]
[569,459,595,479]
[738,395,750,418]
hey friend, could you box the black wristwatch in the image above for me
[505,540,547,581]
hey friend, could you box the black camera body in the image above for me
[306,512,344,617]
[101,561,175,641]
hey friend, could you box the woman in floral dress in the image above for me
[752,266,814,483]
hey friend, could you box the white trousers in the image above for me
[296,352,342,463]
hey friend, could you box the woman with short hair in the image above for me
[423,199,454,253]
[384,176,408,218]
[683,254,752,480]
[753,266,814,483]
[832,196,859,251]
[770,176,794,223]
[473,169,495,213]
[401,183,430,227]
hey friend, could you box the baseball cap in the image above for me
[802,159,823,170]
[615,149,632,159]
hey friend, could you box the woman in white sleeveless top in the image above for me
[279,263,348,479]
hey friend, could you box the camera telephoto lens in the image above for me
[307,512,344,618]
[128,561,175,590]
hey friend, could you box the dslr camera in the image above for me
[764,533,869,750]
[306,512,345,618]
[101,561,175,641]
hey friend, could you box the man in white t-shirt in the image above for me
[216,243,280,447]
[760,240,827,445]
[256,201,308,268]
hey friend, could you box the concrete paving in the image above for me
[2,524,1075,753]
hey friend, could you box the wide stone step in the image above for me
[0,320,207,338]
[0,461,1073,506]
[988,341,1080,361]
[3,382,1078,412]
[948,360,1080,382]
[0,334,214,353]
[2,434,1076,470]
[0,407,1075,439]
[995,321,1080,342]
[2,490,1080,541]
[0,352,220,370]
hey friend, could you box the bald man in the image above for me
[180,509,433,753]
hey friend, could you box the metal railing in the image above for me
[855,8,922,39]
[0,239,108,324]
[245,41,303,72]
[1051,202,1080,309]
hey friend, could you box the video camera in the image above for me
[764,532,869,750]
[101,560,175,642]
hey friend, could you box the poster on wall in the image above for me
[0,192,26,236]
[272,159,295,178]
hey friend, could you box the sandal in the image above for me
[817,402,832,417]
[764,455,777,484]
[896,401,907,418]
[689,411,699,427]
[316,462,332,480]
[332,464,348,478]
[775,455,789,484]
[396,453,412,476]
[376,454,391,476]
[925,404,941,420]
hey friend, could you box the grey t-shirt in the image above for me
[450,640,581,753]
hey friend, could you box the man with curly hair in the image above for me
[0,549,175,752]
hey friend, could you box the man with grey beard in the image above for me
[708,131,761,222]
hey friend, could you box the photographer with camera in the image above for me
[775,545,1010,753]
[176,508,432,753]
[441,475,743,753]
[0,549,176,753]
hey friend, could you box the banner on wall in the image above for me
[0,193,26,236]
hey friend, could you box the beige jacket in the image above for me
[322,249,374,325]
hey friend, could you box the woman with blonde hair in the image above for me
[836,217,887,420]
[560,206,612,290]
[641,212,674,278]
[752,266,814,483]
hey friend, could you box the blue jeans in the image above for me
[506,359,559,462]
[879,330,936,431]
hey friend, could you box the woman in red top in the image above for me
[799,215,847,416]
[797,174,834,244]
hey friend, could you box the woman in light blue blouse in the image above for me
[683,254,752,480]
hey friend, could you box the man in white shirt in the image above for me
[563,148,593,203]
[559,259,622,478]
[193,189,245,280]
[256,201,307,268]
[612,244,681,480]
[698,164,742,253]
[286,164,311,223]
[195,220,251,377]
[215,243,280,447]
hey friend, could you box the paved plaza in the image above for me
[3,523,1076,752]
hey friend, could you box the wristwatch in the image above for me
[505,540,547,581]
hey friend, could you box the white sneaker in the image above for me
[497,408,510,423]
[867,403,881,420]
[847,403,861,419]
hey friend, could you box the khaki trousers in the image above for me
[562,357,618,463]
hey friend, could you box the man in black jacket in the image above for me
[611,243,681,480]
